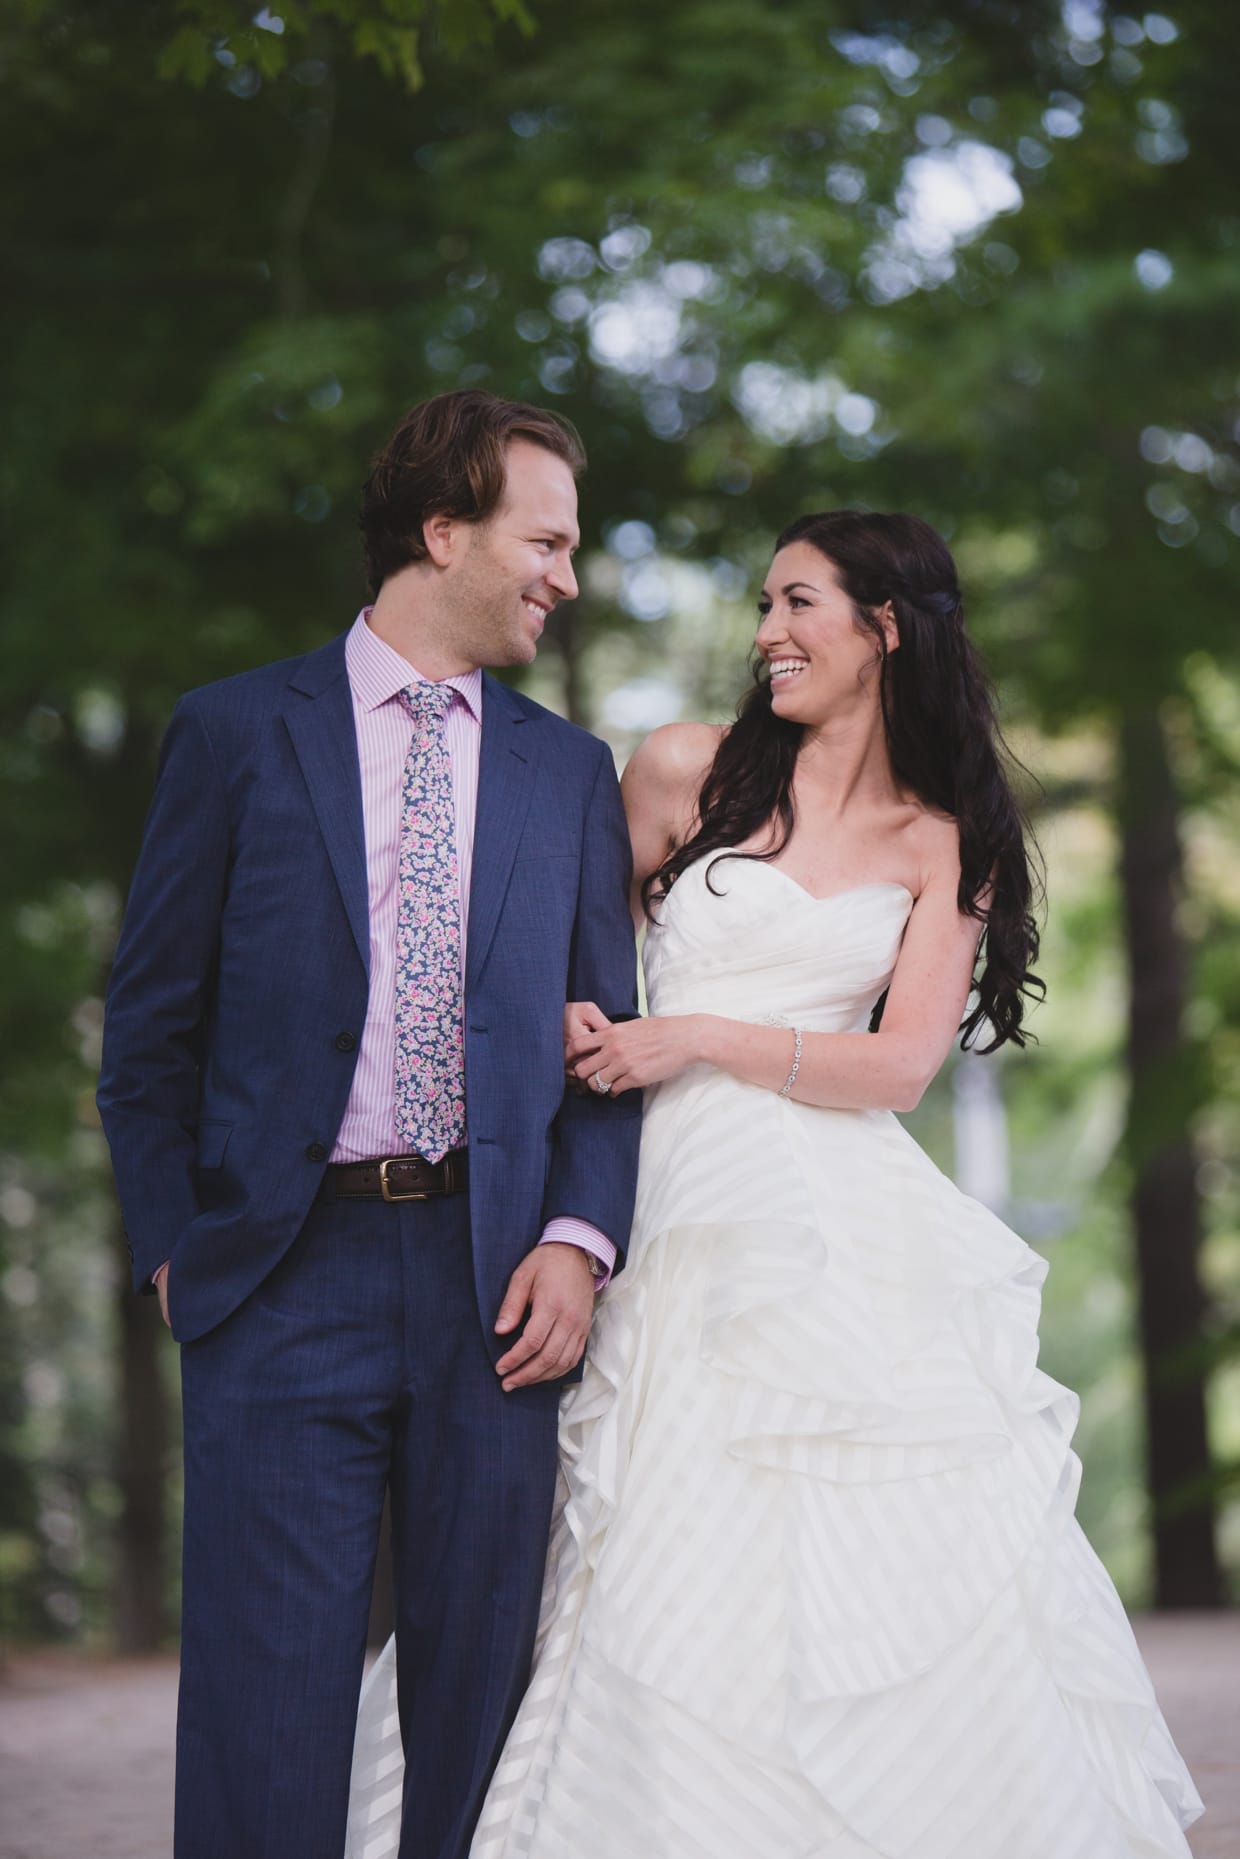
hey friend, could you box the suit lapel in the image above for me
[283,637,370,975]
[467,675,537,990]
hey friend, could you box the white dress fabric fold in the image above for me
[349,853,1203,1859]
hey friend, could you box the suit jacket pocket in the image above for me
[195,1119,234,1170]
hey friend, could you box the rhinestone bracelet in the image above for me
[778,1027,803,1099]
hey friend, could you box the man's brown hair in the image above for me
[359,390,587,595]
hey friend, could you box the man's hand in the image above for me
[495,1243,596,1391]
[153,1262,171,1329]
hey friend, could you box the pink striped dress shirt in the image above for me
[333,612,616,1280]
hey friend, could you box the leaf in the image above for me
[155,24,218,86]
[351,19,422,86]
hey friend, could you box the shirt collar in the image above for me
[345,609,483,723]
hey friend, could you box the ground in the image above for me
[0,1617,1236,1856]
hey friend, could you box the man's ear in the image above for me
[422,510,459,568]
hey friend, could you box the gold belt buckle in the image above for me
[379,1158,429,1203]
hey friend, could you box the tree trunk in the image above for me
[1117,705,1220,1607]
[112,1216,169,1651]
[275,34,335,321]
[548,598,586,727]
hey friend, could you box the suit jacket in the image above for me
[97,632,642,1344]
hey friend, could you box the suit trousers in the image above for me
[175,1188,561,1859]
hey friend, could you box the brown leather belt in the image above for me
[317,1151,469,1203]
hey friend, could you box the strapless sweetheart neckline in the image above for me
[735,861,915,908]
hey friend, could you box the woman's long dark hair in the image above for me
[644,511,1044,1051]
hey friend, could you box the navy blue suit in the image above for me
[98,633,641,1858]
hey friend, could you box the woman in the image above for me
[350,511,1202,1858]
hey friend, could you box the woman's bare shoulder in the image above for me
[901,802,962,898]
[622,721,725,796]
[621,723,725,887]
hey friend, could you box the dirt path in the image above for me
[1132,1615,1239,1859]
[1,1617,1236,1857]
[0,1651,177,1859]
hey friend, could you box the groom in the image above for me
[97,391,641,1859]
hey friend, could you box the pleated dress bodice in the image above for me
[643,852,913,1032]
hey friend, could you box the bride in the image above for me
[348,510,1202,1858]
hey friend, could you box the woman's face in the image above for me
[755,541,893,728]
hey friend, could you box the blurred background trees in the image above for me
[2,0,1237,1650]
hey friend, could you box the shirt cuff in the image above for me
[152,1261,169,1287]
[538,1218,616,1291]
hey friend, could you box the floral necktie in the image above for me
[393,681,466,1162]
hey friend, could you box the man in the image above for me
[97,391,641,1859]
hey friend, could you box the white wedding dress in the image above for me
[347,854,1203,1859]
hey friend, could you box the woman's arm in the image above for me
[618,721,721,923]
[566,832,986,1113]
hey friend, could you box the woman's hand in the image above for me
[565,1010,706,1095]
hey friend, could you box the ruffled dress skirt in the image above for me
[349,867,1202,1859]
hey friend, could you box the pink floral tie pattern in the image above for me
[393,682,466,1162]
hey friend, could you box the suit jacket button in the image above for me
[306,1142,328,1162]
[334,1031,356,1052]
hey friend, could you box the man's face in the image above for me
[448,439,581,668]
